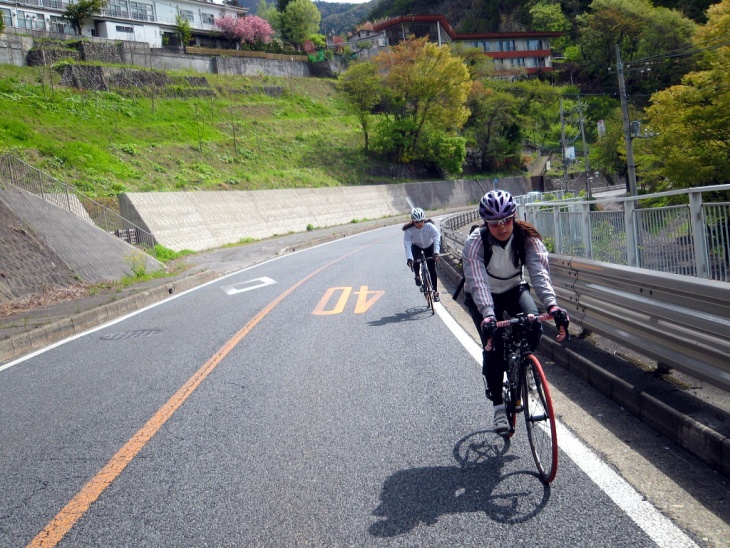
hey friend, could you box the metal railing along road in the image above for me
[0,154,156,256]
[441,203,730,392]
[522,185,730,282]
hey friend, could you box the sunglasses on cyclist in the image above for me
[486,215,515,227]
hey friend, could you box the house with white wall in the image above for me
[0,0,247,48]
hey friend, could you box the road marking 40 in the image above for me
[313,286,384,315]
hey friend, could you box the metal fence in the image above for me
[521,185,730,282]
[0,154,156,255]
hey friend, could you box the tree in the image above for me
[280,0,320,47]
[336,61,382,151]
[643,0,730,189]
[371,37,472,175]
[215,15,274,48]
[62,0,108,35]
[257,0,280,32]
[574,0,695,95]
[530,2,572,53]
[175,15,192,49]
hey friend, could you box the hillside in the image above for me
[0,64,418,201]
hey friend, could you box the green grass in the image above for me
[0,64,407,197]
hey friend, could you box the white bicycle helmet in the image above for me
[411,207,426,222]
[479,190,517,221]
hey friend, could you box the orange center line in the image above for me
[28,235,389,548]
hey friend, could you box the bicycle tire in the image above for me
[421,263,435,315]
[523,354,558,483]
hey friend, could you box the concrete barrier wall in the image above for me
[120,177,532,252]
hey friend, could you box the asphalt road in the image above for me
[0,223,725,547]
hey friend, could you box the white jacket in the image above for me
[403,222,441,261]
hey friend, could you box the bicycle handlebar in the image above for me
[495,313,552,329]
[495,313,568,342]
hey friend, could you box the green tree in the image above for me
[175,15,193,49]
[530,2,572,52]
[336,61,382,151]
[257,0,280,32]
[643,0,730,189]
[574,0,695,95]
[371,37,472,175]
[62,0,109,35]
[464,82,522,173]
[280,0,320,46]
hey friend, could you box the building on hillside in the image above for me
[0,0,247,48]
[347,15,561,76]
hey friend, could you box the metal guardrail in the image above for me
[441,209,730,392]
[523,185,730,282]
[0,154,157,256]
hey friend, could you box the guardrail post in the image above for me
[624,198,638,267]
[689,190,709,279]
[582,202,592,260]
[553,206,562,254]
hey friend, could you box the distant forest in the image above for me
[231,0,717,37]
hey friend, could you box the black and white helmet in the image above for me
[479,190,517,221]
[411,207,426,222]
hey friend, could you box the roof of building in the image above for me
[372,15,562,40]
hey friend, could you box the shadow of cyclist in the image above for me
[367,307,437,327]
[369,430,551,537]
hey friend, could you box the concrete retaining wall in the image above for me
[120,177,531,252]
[0,32,311,78]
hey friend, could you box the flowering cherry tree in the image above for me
[215,15,274,48]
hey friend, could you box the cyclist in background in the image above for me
[404,207,442,302]
[461,190,569,433]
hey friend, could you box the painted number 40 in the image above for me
[313,286,384,315]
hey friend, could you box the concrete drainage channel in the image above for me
[436,253,729,480]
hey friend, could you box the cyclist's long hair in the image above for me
[402,219,434,230]
[508,220,543,269]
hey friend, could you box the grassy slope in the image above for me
[0,64,402,199]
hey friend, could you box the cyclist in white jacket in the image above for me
[403,207,442,302]
[461,191,569,433]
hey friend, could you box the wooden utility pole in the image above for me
[616,45,637,196]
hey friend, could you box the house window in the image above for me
[116,25,134,33]
[528,40,544,51]
[179,9,194,22]
[107,0,129,18]
[514,58,525,67]
[1,7,12,28]
[536,57,546,68]
[49,15,73,33]
[499,40,515,52]
[131,2,153,22]
[17,11,45,30]
[202,12,214,25]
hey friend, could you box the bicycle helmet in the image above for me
[411,207,426,222]
[479,190,517,221]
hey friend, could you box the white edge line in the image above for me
[434,303,698,548]
[0,228,388,373]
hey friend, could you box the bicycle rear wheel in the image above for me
[421,264,434,315]
[523,354,558,482]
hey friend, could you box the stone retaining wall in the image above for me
[120,177,532,252]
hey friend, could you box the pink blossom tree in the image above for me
[215,15,273,49]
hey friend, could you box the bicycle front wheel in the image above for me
[422,265,434,315]
[523,354,558,483]
[500,373,518,438]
